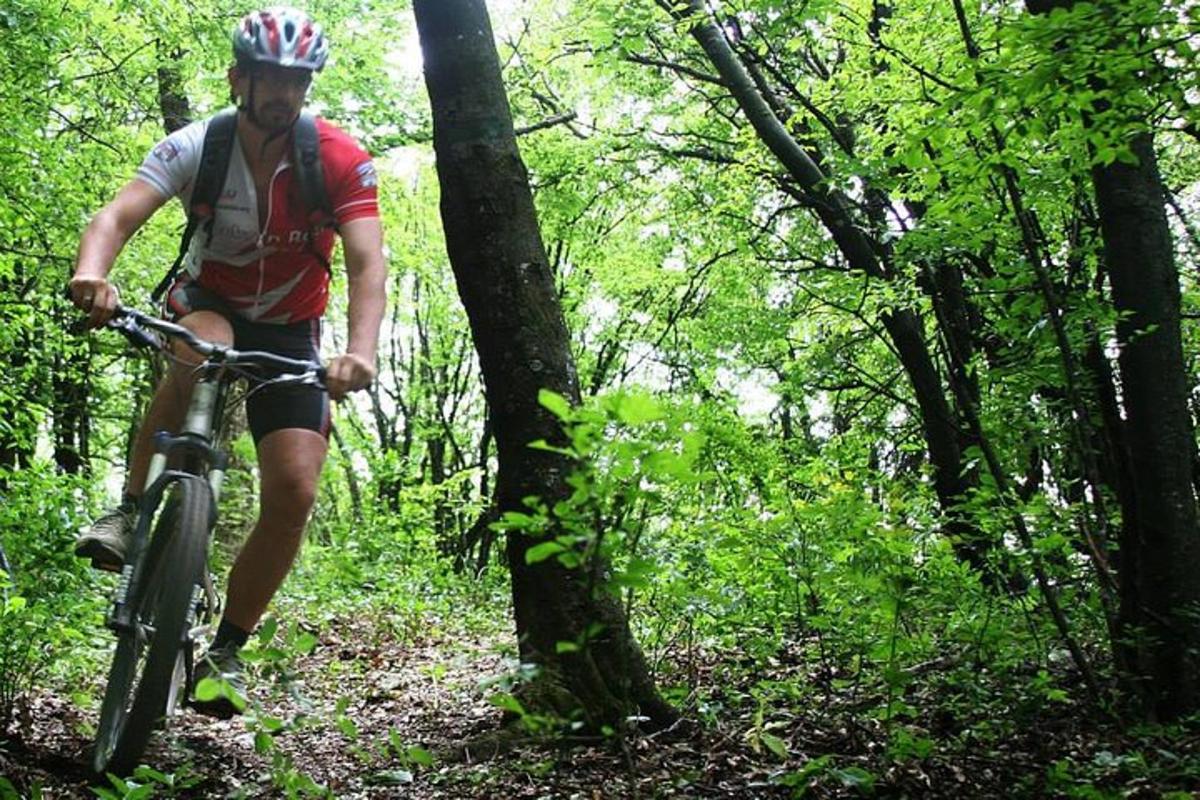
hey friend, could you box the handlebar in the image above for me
[106,305,326,384]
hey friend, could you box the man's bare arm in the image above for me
[326,216,386,400]
[70,179,170,327]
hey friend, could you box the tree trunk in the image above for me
[1026,0,1200,719]
[156,43,191,134]
[412,0,676,730]
[1092,134,1200,718]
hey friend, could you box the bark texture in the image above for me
[412,0,676,730]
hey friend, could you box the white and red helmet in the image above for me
[233,7,329,71]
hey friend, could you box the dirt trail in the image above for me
[0,618,777,798]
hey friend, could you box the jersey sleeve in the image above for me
[323,132,380,225]
[135,120,205,200]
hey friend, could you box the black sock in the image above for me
[212,619,251,651]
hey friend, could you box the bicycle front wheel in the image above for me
[92,477,211,776]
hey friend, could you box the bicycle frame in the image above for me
[107,365,230,647]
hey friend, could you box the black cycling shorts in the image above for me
[164,278,331,444]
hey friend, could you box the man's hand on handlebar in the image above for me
[325,353,375,402]
[68,277,120,329]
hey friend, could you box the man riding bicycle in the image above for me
[68,6,386,718]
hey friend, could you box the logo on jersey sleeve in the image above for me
[355,161,378,189]
[153,140,182,163]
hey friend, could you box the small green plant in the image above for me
[0,777,41,800]
[499,388,703,606]
[226,618,332,799]
[0,593,51,729]
[91,765,203,799]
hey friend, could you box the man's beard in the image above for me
[252,102,297,134]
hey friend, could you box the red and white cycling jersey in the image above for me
[137,114,379,324]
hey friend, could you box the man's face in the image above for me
[232,63,313,131]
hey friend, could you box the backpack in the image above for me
[151,110,336,303]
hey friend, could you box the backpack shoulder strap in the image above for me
[292,111,336,231]
[189,110,238,225]
[291,111,338,276]
[152,110,238,303]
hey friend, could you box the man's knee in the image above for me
[256,429,326,532]
[262,474,318,529]
[172,310,233,366]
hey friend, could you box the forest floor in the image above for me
[2,607,1199,799]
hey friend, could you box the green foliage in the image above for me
[4,0,1200,793]
[500,389,702,608]
[91,766,203,799]
[0,465,104,726]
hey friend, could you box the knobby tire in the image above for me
[92,477,211,776]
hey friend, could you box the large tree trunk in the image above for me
[1093,134,1200,718]
[1026,0,1200,719]
[412,0,676,730]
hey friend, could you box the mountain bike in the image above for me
[91,305,325,776]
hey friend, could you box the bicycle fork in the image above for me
[106,378,228,642]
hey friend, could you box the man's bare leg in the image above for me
[125,311,234,497]
[191,421,326,718]
[222,428,328,631]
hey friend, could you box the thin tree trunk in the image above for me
[1092,133,1200,718]
[667,0,1018,581]
[329,423,363,522]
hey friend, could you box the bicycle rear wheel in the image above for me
[92,477,211,776]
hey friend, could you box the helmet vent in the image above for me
[234,7,329,71]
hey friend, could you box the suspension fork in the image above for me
[109,374,230,632]
[144,375,229,502]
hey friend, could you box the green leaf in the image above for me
[527,438,578,457]
[337,715,359,739]
[406,746,435,767]
[254,731,275,754]
[131,766,169,784]
[525,541,567,564]
[258,715,285,733]
[555,640,580,654]
[293,631,318,655]
[832,766,876,792]
[258,618,279,645]
[538,389,572,420]
[222,680,248,711]
[194,677,222,702]
[760,732,789,759]
[614,392,662,424]
[489,692,526,716]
